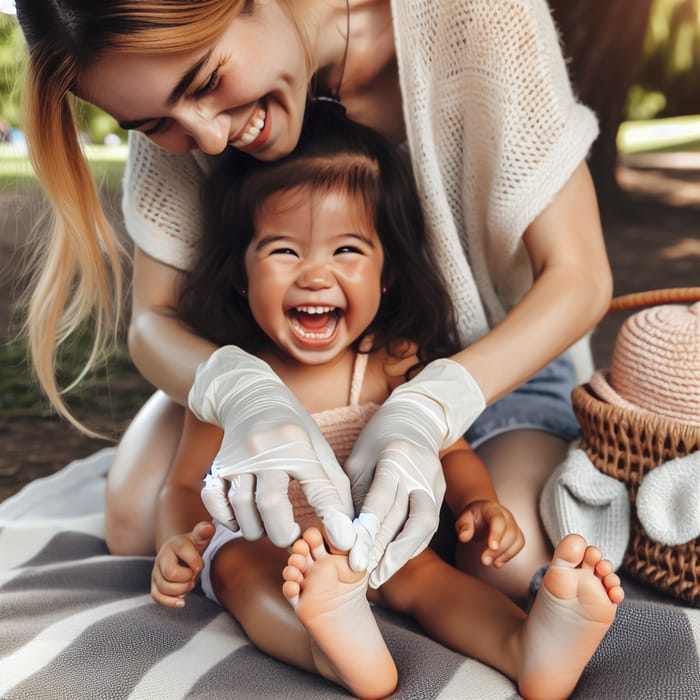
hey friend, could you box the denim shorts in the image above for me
[465,355,580,449]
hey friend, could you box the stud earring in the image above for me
[240,288,247,297]
[381,285,387,294]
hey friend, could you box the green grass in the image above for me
[0,143,127,192]
[0,331,152,419]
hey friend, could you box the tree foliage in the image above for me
[630,0,700,119]
[0,14,124,143]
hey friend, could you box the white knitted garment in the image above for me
[122,0,598,345]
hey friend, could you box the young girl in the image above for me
[14,1,612,604]
[151,102,622,700]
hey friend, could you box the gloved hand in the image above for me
[345,358,485,588]
[189,346,356,550]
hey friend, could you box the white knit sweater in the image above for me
[122,0,598,347]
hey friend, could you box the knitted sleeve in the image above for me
[392,0,598,341]
[121,131,212,271]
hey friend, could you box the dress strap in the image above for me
[349,336,374,406]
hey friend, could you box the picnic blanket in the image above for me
[1,448,699,700]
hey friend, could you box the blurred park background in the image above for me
[1,0,700,499]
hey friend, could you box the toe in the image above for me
[594,558,613,579]
[303,528,328,560]
[282,580,300,608]
[551,533,587,568]
[283,564,304,584]
[581,545,602,570]
[288,552,310,574]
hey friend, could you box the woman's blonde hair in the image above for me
[15,1,250,433]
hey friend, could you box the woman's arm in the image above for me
[453,162,612,404]
[128,246,217,406]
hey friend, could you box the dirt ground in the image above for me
[1,155,699,502]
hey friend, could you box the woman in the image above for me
[14,0,611,604]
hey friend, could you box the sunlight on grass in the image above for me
[618,114,700,155]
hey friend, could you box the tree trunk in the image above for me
[549,0,654,201]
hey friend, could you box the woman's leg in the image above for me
[455,429,570,607]
[105,391,184,555]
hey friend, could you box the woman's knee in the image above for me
[104,392,184,555]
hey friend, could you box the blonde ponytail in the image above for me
[21,51,124,435]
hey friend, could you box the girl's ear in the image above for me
[381,268,396,293]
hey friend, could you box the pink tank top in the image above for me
[289,349,381,531]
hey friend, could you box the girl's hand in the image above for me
[456,500,524,567]
[345,359,485,588]
[151,521,215,608]
[190,346,356,551]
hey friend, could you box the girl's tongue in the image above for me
[289,307,339,340]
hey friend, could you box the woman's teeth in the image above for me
[233,107,266,147]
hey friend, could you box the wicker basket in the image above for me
[573,287,700,606]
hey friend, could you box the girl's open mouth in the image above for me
[288,305,341,343]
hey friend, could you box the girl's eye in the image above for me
[195,70,220,98]
[270,248,299,257]
[334,245,362,255]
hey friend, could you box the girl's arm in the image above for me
[151,411,223,608]
[440,439,497,517]
[440,439,524,568]
[155,411,223,549]
[128,247,217,406]
[453,162,612,403]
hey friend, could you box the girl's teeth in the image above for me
[290,315,337,340]
[296,305,335,314]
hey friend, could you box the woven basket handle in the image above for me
[608,287,700,313]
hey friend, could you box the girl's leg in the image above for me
[105,391,184,555]
[280,530,398,700]
[217,535,396,700]
[377,536,622,700]
[456,429,570,606]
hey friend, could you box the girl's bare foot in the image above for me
[518,534,623,700]
[282,528,397,700]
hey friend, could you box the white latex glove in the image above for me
[345,358,485,588]
[189,346,356,550]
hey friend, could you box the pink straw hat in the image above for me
[589,302,700,427]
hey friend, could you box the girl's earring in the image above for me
[240,289,247,297]
[381,286,387,294]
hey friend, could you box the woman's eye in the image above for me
[140,118,170,136]
[195,70,220,98]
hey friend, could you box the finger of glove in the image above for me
[349,512,382,573]
[365,497,410,575]
[356,464,401,531]
[229,474,265,540]
[306,425,356,518]
[368,489,439,589]
[255,470,300,547]
[297,464,356,551]
[344,444,379,510]
[201,476,239,531]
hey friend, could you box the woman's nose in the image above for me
[182,110,230,155]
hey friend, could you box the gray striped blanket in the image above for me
[1,449,699,699]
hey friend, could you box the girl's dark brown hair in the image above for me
[179,100,461,372]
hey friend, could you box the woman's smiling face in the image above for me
[244,186,385,366]
[77,2,311,158]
